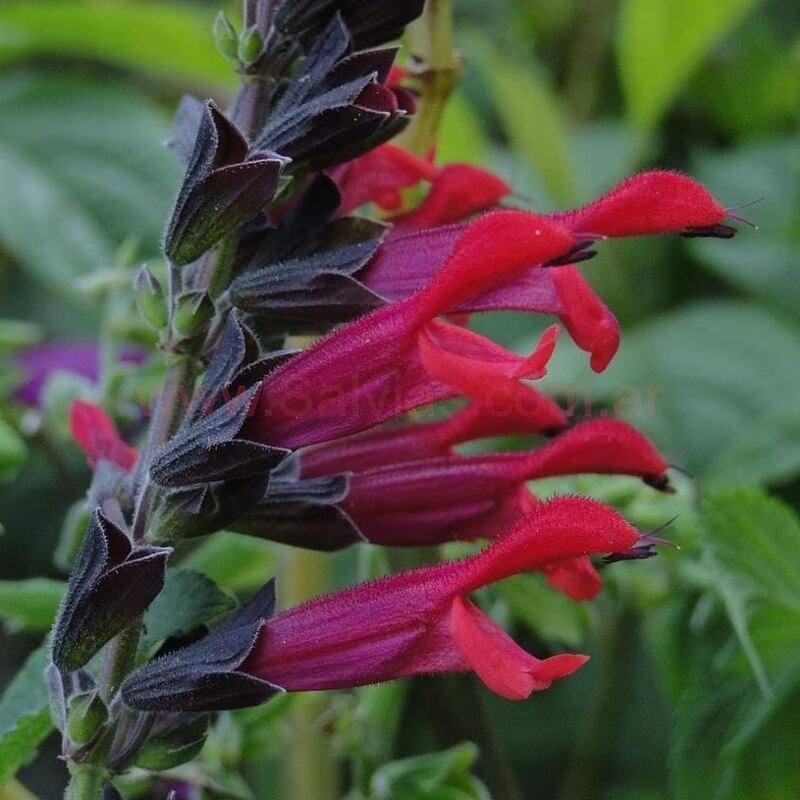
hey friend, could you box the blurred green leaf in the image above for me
[0,320,42,350]
[182,532,276,593]
[670,489,800,799]
[470,35,577,204]
[0,420,27,483]
[0,73,182,294]
[617,0,765,129]
[0,0,231,85]
[541,300,800,486]
[349,742,491,800]
[689,139,800,316]
[142,568,236,649]
[0,644,52,785]
[437,91,490,166]
[693,27,800,140]
[567,122,648,201]
[0,579,64,632]
[234,693,295,760]
[496,573,586,648]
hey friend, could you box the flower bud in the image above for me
[212,11,239,62]
[164,102,285,266]
[52,511,170,672]
[238,26,264,67]
[172,290,215,341]
[134,265,168,331]
[134,714,209,771]
[67,690,108,746]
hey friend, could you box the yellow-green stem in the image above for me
[64,768,105,800]
[0,780,40,800]
[398,0,461,156]
[280,547,339,800]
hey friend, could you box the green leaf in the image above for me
[142,569,236,649]
[617,0,766,129]
[567,121,649,202]
[0,73,182,294]
[669,489,800,799]
[354,742,491,800]
[703,489,800,630]
[0,141,112,291]
[689,139,800,316]
[692,27,800,141]
[0,420,27,484]
[496,574,586,648]
[541,300,800,486]
[0,1,232,85]
[0,579,64,632]
[437,91,490,166]
[469,35,577,205]
[0,644,52,784]
[0,319,42,350]
[182,532,276,593]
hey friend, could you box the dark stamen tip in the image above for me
[681,223,738,239]
[602,545,659,564]
[643,473,675,494]
[543,243,598,268]
[603,517,680,564]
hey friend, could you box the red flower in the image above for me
[331,144,437,214]
[337,417,671,545]
[299,397,568,478]
[361,222,620,372]
[331,143,509,223]
[242,496,641,699]
[546,170,734,238]
[69,401,138,472]
[390,163,511,230]
[245,211,575,448]
[357,170,736,371]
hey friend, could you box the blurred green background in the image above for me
[0,1,798,798]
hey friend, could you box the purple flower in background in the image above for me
[13,342,146,407]
[158,780,199,800]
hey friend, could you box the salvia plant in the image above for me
[20,0,746,797]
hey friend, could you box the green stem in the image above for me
[196,232,239,303]
[98,624,142,706]
[280,548,339,800]
[559,603,636,800]
[131,354,201,540]
[64,768,105,800]
[397,0,461,156]
[563,0,613,121]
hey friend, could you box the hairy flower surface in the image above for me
[241,496,640,698]
[299,398,568,477]
[337,418,671,546]
[244,211,575,448]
